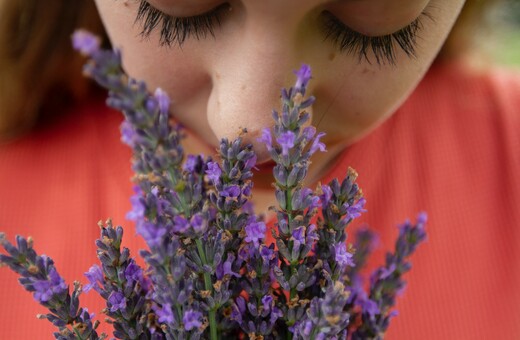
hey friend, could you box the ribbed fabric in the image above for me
[0,62,519,339]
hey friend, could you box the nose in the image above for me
[205,19,312,163]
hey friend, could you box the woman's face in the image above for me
[95,0,465,164]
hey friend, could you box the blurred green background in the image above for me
[491,0,520,66]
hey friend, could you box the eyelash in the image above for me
[321,11,430,65]
[134,1,429,65]
[135,1,229,47]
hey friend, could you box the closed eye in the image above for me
[320,10,433,65]
[134,0,230,47]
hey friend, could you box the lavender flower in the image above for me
[277,131,296,156]
[245,220,266,247]
[183,310,203,331]
[334,242,355,269]
[0,32,428,340]
[206,161,222,183]
[350,213,427,339]
[84,265,103,293]
[294,63,312,94]
[33,267,68,303]
[258,127,273,151]
[183,154,200,172]
[0,234,104,339]
[309,132,327,155]
[72,29,101,55]
[108,291,127,313]
[220,184,241,198]
[345,197,367,220]
[154,88,170,114]
[293,281,350,339]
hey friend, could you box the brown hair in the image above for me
[0,0,106,141]
[0,0,501,141]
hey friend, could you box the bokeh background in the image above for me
[489,0,520,66]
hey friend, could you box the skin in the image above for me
[95,0,465,213]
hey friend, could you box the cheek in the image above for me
[123,48,211,134]
[313,59,427,146]
[94,0,212,136]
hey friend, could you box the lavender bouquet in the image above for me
[0,30,427,340]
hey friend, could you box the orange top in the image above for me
[1,62,519,339]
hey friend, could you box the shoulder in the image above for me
[403,61,520,143]
[484,66,520,121]
[419,61,520,120]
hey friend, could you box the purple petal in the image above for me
[72,29,100,56]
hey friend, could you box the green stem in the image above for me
[285,187,298,301]
[72,326,84,340]
[195,239,218,340]
[209,309,218,340]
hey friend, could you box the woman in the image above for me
[1,1,519,339]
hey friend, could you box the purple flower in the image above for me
[206,162,222,184]
[238,244,251,262]
[220,185,241,198]
[145,97,158,113]
[190,213,206,233]
[320,184,333,207]
[291,187,318,211]
[360,298,380,319]
[33,268,67,303]
[84,265,103,293]
[309,195,320,210]
[303,320,313,336]
[277,131,295,156]
[294,64,312,92]
[349,280,380,318]
[309,132,327,154]
[72,29,100,56]
[231,297,246,323]
[306,224,319,245]
[154,88,170,114]
[378,263,396,281]
[183,309,202,331]
[260,245,275,263]
[242,182,252,197]
[345,197,367,220]
[136,221,166,247]
[245,221,266,248]
[173,215,190,233]
[108,291,127,313]
[417,212,428,225]
[126,186,145,221]
[217,252,240,279]
[302,126,316,142]
[270,306,283,324]
[242,201,255,215]
[291,226,306,246]
[261,295,273,313]
[124,261,145,286]
[183,155,199,172]
[257,127,273,151]
[244,154,257,170]
[120,120,137,147]
[78,308,96,324]
[154,303,174,324]
[335,243,355,268]
[316,333,327,340]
